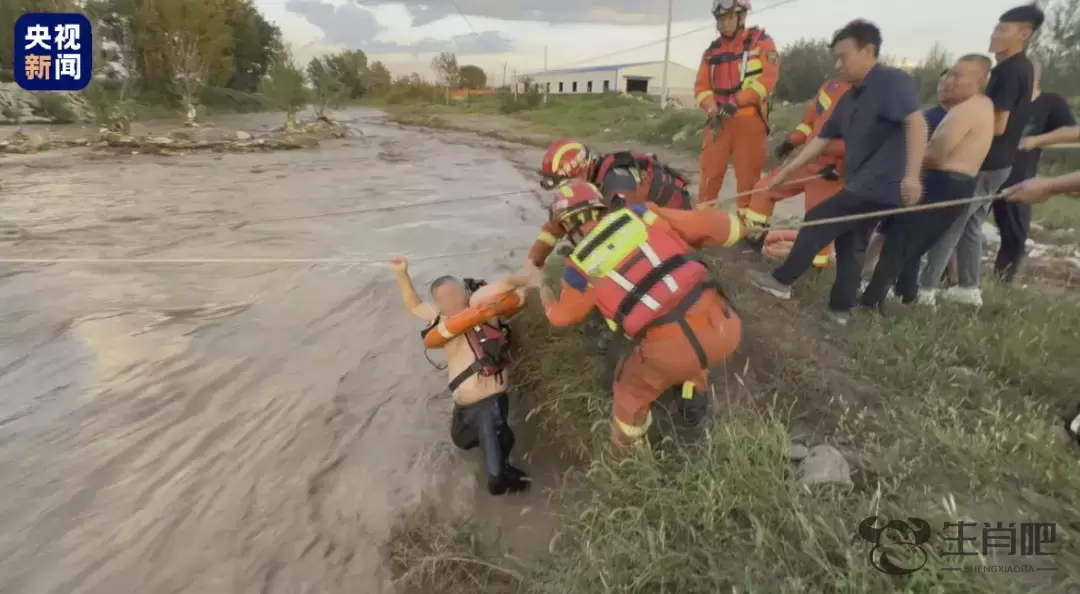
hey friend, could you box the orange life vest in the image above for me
[592,151,692,210]
[703,27,769,122]
[568,203,708,339]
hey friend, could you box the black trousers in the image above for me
[992,198,1032,283]
[450,393,514,485]
[861,170,975,307]
[772,188,888,312]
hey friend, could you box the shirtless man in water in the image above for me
[860,54,995,309]
[391,257,531,495]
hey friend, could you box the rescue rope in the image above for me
[231,188,541,229]
[0,246,533,266]
[766,193,1000,233]
[696,173,826,209]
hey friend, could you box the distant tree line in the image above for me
[773,0,1080,104]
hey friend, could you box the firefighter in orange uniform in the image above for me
[695,0,779,218]
[746,78,851,268]
[535,180,746,447]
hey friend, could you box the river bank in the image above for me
[383,99,1080,594]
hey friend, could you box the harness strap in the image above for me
[575,210,632,261]
[448,361,485,393]
[612,252,696,332]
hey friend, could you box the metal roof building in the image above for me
[515,60,698,105]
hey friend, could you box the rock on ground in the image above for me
[797,444,853,488]
[0,82,90,124]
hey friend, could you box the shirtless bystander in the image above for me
[860,54,996,308]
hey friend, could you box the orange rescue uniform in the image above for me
[542,204,745,445]
[747,78,850,268]
[695,27,779,215]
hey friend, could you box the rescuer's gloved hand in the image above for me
[819,164,841,182]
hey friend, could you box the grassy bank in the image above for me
[383,93,1080,593]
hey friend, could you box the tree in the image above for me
[310,50,369,99]
[458,64,487,89]
[909,42,951,105]
[261,49,308,131]
[431,51,459,101]
[366,60,392,96]
[774,38,834,102]
[1031,0,1080,96]
[132,0,234,93]
[308,57,346,118]
[167,32,206,126]
[227,0,283,92]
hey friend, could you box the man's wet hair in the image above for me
[429,275,464,297]
[1000,4,1045,32]
[830,20,882,58]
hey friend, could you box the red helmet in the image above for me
[712,0,750,16]
[539,139,595,189]
[549,179,605,226]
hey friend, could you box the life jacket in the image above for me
[703,27,771,129]
[568,203,709,341]
[592,151,692,210]
[419,278,513,392]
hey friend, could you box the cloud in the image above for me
[285,0,514,55]
[348,0,713,26]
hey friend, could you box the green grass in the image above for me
[384,92,1080,594]
[380,93,808,159]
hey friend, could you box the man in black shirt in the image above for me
[993,58,1079,282]
[747,20,926,326]
[919,4,1041,307]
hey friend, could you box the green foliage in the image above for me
[910,42,951,106]
[34,93,77,123]
[775,38,834,102]
[458,64,487,89]
[1031,0,1080,96]
[366,60,392,96]
[309,50,369,99]
[308,59,347,117]
[260,53,308,113]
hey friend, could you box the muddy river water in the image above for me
[0,108,549,593]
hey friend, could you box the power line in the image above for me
[542,0,805,72]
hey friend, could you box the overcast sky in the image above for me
[254,0,1033,83]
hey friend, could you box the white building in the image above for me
[516,60,698,105]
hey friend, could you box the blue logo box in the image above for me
[13,12,93,92]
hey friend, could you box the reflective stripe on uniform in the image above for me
[608,270,661,310]
[743,78,768,100]
[537,231,558,246]
[743,209,769,224]
[723,212,743,246]
[795,123,812,136]
[615,410,653,439]
[817,89,832,111]
[638,242,679,293]
[681,381,696,400]
[696,90,713,105]
[437,323,455,339]
[812,254,830,267]
[745,58,763,73]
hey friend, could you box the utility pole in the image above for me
[543,45,549,104]
[513,68,518,99]
[502,62,507,89]
[660,0,674,109]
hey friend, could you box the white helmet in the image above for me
[712,0,751,15]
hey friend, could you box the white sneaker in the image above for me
[859,281,897,300]
[942,286,983,307]
[918,289,938,307]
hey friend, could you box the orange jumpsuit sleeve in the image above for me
[787,97,820,146]
[652,206,747,248]
[734,34,779,108]
[694,51,717,112]
[543,279,596,327]
[527,218,567,268]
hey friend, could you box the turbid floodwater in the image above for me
[0,108,553,593]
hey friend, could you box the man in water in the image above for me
[390,257,531,495]
[861,55,995,309]
[919,4,1041,307]
[992,58,1079,282]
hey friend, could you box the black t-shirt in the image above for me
[981,52,1034,171]
[1005,93,1078,186]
